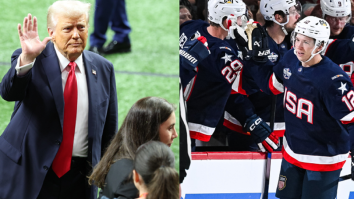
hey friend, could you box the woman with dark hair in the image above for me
[88,97,178,199]
[133,141,179,199]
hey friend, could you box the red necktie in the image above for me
[52,61,78,178]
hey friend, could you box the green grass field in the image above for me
[0,0,179,174]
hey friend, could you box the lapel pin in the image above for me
[92,69,96,75]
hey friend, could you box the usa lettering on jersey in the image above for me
[284,87,314,124]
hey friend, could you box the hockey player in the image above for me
[320,0,354,39]
[324,35,354,83]
[237,16,354,198]
[221,0,301,151]
[179,35,210,183]
[179,0,279,152]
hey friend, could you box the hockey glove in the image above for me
[245,21,270,63]
[243,114,279,152]
[228,24,249,60]
[180,35,211,69]
[231,20,270,63]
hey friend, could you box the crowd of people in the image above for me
[180,0,354,197]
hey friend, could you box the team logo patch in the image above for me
[268,52,278,62]
[220,46,232,51]
[298,67,302,72]
[283,68,292,79]
[223,0,234,3]
[319,20,327,26]
[281,44,286,49]
[338,82,348,95]
[278,175,287,190]
[331,74,343,80]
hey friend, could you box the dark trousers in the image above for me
[90,0,131,47]
[276,158,341,199]
[37,157,92,199]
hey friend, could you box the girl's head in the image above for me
[133,141,179,199]
[120,96,178,151]
[89,97,177,188]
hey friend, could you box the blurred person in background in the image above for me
[132,141,179,199]
[89,97,178,199]
[320,0,354,39]
[89,0,131,55]
[180,5,193,26]
[0,1,118,198]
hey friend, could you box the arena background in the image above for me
[0,0,179,171]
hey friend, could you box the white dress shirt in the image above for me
[15,45,89,157]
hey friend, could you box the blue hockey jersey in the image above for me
[223,31,289,137]
[180,20,246,142]
[242,49,354,171]
[324,36,354,84]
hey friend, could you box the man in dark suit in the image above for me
[0,1,118,198]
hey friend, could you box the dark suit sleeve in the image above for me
[101,63,118,157]
[0,49,32,101]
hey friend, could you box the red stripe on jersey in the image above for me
[190,130,211,142]
[223,119,250,135]
[282,147,346,171]
[324,39,337,56]
[341,119,354,124]
[235,70,248,95]
[269,74,283,95]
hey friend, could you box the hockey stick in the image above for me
[262,94,277,199]
[339,174,351,182]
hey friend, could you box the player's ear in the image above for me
[274,13,285,24]
[315,41,324,53]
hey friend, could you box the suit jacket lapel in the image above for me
[41,43,64,130]
[83,51,97,163]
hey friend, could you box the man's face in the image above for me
[294,33,316,63]
[325,15,348,36]
[180,7,192,26]
[285,6,301,31]
[49,14,88,61]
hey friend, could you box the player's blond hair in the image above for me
[47,0,91,30]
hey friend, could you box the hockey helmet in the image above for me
[208,0,247,31]
[292,16,331,62]
[260,0,299,26]
[320,0,351,20]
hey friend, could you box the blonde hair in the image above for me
[47,0,91,30]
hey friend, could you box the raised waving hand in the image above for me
[18,14,51,65]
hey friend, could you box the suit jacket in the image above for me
[99,158,138,199]
[0,42,118,199]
